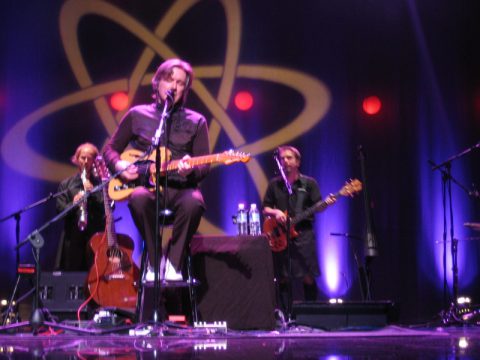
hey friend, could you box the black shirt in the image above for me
[263,174,322,231]
[103,103,210,187]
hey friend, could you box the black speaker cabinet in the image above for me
[293,301,397,330]
[192,235,276,330]
[39,271,88,319]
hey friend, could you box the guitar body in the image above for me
[263,215,299,252]
[108,149,167,201]
[108,177,156,201]
[87,231,140,309]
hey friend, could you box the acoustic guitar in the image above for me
[108,148,251,201]
[86,156,139,310]
[263,179,363,252]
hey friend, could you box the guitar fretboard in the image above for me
[163,154,229,172]
[291,190,341,225]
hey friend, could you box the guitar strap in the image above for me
[293,176,308,216]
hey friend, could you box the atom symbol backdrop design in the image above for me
[1,0,330,233]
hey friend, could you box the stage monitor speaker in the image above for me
[39,271,88,319]
[293,301,397,330]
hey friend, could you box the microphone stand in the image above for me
[431,141,480,172]
[330,233,371,301]
[149,91,173,330]
[357,146,377,301]
[0,181,112,334]
[0,189,69,274]
[273,152,294,326]
[0,188,69,325]
[429,140,480,325]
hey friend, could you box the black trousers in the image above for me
[127,186,205,272]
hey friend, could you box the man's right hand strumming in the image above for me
[115,160,139,182]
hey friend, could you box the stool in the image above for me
[135,210,199,323]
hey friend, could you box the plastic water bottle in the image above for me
[237,203,248,235]
[249,203,261,236]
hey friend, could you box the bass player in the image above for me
[262,145,336,306]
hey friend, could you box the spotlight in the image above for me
[457,296,471,305]
[234,91,254,111]
[328,298,343,304]
[362,96,382,115]
[458,337,468,349]
[110,92,129,111]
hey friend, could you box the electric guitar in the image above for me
[108,148,251,201]
[263,179,363,252]
[86,156,140,310]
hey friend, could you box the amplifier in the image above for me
[39,271,88,315]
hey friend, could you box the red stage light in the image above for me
[362,96,382,115]
[110,92,129,111]
[234,91,254,111]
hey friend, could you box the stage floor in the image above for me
[0,323,479,358]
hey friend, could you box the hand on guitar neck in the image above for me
[176,155,193,177]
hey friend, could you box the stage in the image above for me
[0,323,479,358]
[2,234,479,358]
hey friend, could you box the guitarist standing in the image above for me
[103,58,210,282]
[263,146,335,307]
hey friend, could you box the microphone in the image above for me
[165,89,175,101]
[152,89,175,144]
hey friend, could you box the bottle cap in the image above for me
[238,203,245,210]
[250,203,257,209]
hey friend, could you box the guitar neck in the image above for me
[102,184,117,247]
[291,190,341,225]
[163,153,228,172]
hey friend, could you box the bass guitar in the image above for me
[263,179,363,252]
[108,148,251,201]
[86,156,140,310]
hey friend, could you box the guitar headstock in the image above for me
[222,149,251,165]
[339,178,362,197]
[93,155,110,181]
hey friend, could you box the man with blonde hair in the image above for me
[56,142,105,271]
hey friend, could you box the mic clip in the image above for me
[273,149,279,159]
